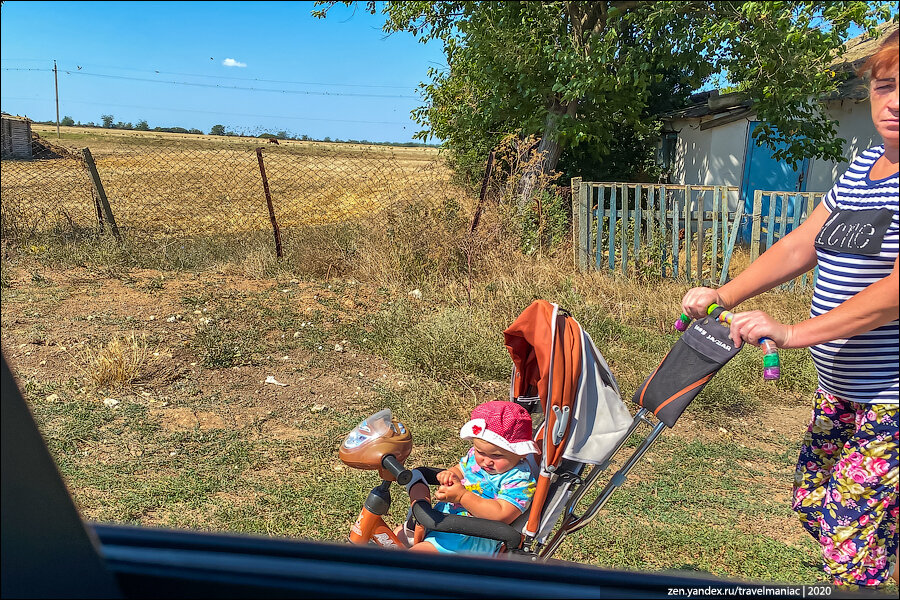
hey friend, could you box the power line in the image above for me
[1,67,419,99]
[1,58,423,90]
[0,95,413,126]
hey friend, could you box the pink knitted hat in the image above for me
[459,401,538,456]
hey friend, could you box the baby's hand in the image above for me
[436,469,459,486]
[434,479,466,504]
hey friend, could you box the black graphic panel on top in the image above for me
[814,208,893,256]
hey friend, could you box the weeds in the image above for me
[72,333,152,390]
[518,188,572,258]
[367,300,511,382]
[0,253,9,289]
[193,322,258,368]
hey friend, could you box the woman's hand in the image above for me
[434,479,466,504]
[728,310,793,349]
[682,287,725,320]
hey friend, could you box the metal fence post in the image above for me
[256,148,283,259]
[471,150,495,235]
[81,148,121,241]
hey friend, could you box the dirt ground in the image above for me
[1,265,411,442]
[2,262,815,474]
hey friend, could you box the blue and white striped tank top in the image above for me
[810,145,898,404]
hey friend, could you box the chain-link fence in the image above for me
[1,129,466,252]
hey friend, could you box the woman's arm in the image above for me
[682,201,830,319]
[729,255,899,349]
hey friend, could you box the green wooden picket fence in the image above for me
[749,189,823,289]
[572,178,823,288]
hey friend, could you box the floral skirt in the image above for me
[792,389,899,587]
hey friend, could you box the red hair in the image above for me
[858,28,899,80]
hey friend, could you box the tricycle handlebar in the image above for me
[403,467,523,549]
[381,455,413,486]
[410,500,523,549]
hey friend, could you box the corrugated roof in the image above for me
[828,21,898,101]
[830,20,898,73]
[0,113,32,123]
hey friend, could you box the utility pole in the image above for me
[53,59,60,140]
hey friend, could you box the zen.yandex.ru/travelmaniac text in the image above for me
[667,585,833,598]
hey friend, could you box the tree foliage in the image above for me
[209,124,226,136]
[315,1,895,185]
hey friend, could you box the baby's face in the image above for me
[472,439,522,475]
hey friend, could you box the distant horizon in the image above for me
[23,117,442,147]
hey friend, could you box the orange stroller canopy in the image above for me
[505,299,581,415]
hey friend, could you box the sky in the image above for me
[0,1,446,143]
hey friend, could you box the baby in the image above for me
[410,400,538,555]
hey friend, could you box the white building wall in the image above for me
[668,99,879,200]
[670,117,751,188]
[705,119,749,188]
[806,98,879,192]
[669,116,751,210]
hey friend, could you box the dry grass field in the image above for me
[3,125,460,237]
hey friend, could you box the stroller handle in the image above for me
[675,304,781,380]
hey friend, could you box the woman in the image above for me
[682,30,898,588]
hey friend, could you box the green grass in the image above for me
[2,227,869,588]
[26,362,825,583]
[550,435,822,583]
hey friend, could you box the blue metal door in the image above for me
[739,121,809,243]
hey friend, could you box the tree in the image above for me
[315,1,894,204]
[60,115,75,127]
[101,114,114,128]
[135,120,150,131]
[210,124,226,136]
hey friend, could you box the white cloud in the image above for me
[222,58,247,68]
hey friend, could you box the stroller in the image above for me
[339,299,776,559]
